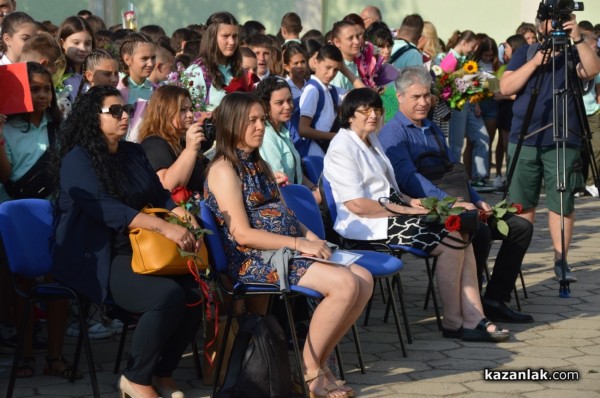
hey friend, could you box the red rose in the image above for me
[511,203,523,214]
[444,214,461,232]
[172,186,192,205]
[473,80,480,87]
[478,209,488,222]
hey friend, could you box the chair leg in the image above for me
[334,345,345,381]
[384,278,407,357]
[378,278,387,304]
[113,318,129,374]
[362,284,376,326]
[423,257,437,310]
[383,275,412,344]
[73,298,100,398]
[191,338,203,380]
[6,299,32,398]
[211,304,234,398]
[513,285,522,312]
[282,293,308,398]
[519,269,528,299]
[424,258,442,331]
[350,323,366,374]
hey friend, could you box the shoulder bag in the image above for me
[5,122,57,199]
[129,208,208,275]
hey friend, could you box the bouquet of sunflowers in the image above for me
[432,56,498,110]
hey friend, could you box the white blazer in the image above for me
[323,128,401,240]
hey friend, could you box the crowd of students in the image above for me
[0,1,599,396]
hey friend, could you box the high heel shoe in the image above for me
[304,368,348,398]
[152,377,185,398]
[119,375,159,398]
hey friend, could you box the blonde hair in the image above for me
[421,22,442,58]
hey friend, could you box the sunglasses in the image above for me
[355,107,383,117]
[100,104,135,119]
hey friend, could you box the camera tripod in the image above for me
[503,29,599,298]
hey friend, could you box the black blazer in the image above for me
[53,142,175,303]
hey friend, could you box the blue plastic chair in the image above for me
[302,156,324,185]
[281,184,407,357]
[0,199,100,398]
[200,201,326,398]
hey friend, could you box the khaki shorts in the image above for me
[507,143,581,215]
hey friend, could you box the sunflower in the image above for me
[462,60,478,74]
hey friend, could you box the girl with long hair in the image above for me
[56,16,95,101]
[0,11,36,65]
[0,62,76,380]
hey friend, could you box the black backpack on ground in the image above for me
[216,313,292,398]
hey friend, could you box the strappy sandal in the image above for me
[16,356,35,378]
[43,356,83,380]
[304,368,348,398]
[460,318,510,343]
[322,365,355,397]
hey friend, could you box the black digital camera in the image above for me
[536,0,584,28]
[201,118,216,152]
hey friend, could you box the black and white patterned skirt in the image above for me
[385,215,448,253]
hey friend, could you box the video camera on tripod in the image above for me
[536,0,584,29]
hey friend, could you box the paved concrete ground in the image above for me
[1,193,599,397]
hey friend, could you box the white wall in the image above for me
[17,0,600,44]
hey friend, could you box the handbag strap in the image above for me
[141,207,173,216]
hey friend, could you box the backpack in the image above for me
[389,40,419,65]
[288,80,339,156]
[216,313,292,398]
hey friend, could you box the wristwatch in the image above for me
[573,37,584,45]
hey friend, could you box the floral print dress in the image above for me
[204,150,312,286]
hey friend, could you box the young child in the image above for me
[280,12,303,44]
[240,46,258,74]
[148,40,175,86]
[19,32,65,78]
[117,32,156,104]
[56,16,95,102]
[283,43,308,101]
[118,32,156,142]
[0,11,36,65]
[0,62,77,380]
[298,44,345,157]
[82,48,120,88]
[246,33,272,80]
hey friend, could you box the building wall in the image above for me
[18,0,600,44]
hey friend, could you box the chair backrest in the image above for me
[199,201,229,274]
[302,156,324,185]
[0,199,54,278]
[320,175,338,223]
[279,184,325,240]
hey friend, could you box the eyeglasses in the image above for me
[355,107,383,117]
[100,104,135,119]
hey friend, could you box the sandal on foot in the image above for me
[16,356,35,378]
[460,318,510,343]
[43,356,83,380]
[322,365,355,397]
[304,368,348,398]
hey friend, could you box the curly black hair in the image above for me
[253,76,291,117]
[52,85,130,202]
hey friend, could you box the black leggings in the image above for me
[109,255,202,385]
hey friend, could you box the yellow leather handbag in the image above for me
[129,208,208,275]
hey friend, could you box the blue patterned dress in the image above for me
[204,150,313,286]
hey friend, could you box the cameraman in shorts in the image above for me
[500,3,600,282]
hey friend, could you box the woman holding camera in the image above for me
[138,85,208,192]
